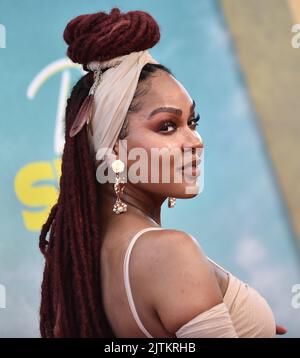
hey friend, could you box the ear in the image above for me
[112,141,119,157]
[113,138,127,159]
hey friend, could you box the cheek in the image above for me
[128,137,178,165]
[126,130,173,158]
[124,128,185,181]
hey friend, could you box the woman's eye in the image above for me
[188,114,200,130]
[159,114,200,133]
[159,121,176,133]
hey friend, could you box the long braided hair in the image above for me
[39,7,172,338]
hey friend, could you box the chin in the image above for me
[184,192,199,199]
[173,182,201,199]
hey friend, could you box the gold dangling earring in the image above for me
[111,159,127,215]
[168,197,176,208]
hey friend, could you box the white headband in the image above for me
[70,50,159,174]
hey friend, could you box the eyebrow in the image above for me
[147,99,196,119]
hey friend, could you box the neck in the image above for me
[98,182,166,226]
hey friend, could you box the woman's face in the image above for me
[114,69,204,199]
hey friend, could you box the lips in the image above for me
[180,157,201,171]
[175,157,201,178]
[183,166,200,178]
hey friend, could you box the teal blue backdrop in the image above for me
[0,0,299,337]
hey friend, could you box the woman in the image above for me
[39,7,286,338]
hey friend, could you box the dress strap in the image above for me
[206,257,230,274]
[123,227,164,338]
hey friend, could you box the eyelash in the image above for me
[159,114,200,133]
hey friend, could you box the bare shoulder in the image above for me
[130,229,223,334]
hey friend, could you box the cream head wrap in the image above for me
[70,50,159,176]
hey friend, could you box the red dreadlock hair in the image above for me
[38,7,170,338]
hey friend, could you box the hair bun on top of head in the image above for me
[63,7,160,71]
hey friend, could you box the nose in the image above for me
[183,129,204,158]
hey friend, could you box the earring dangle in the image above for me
[168,197,176,208]
[111,159,127,215]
